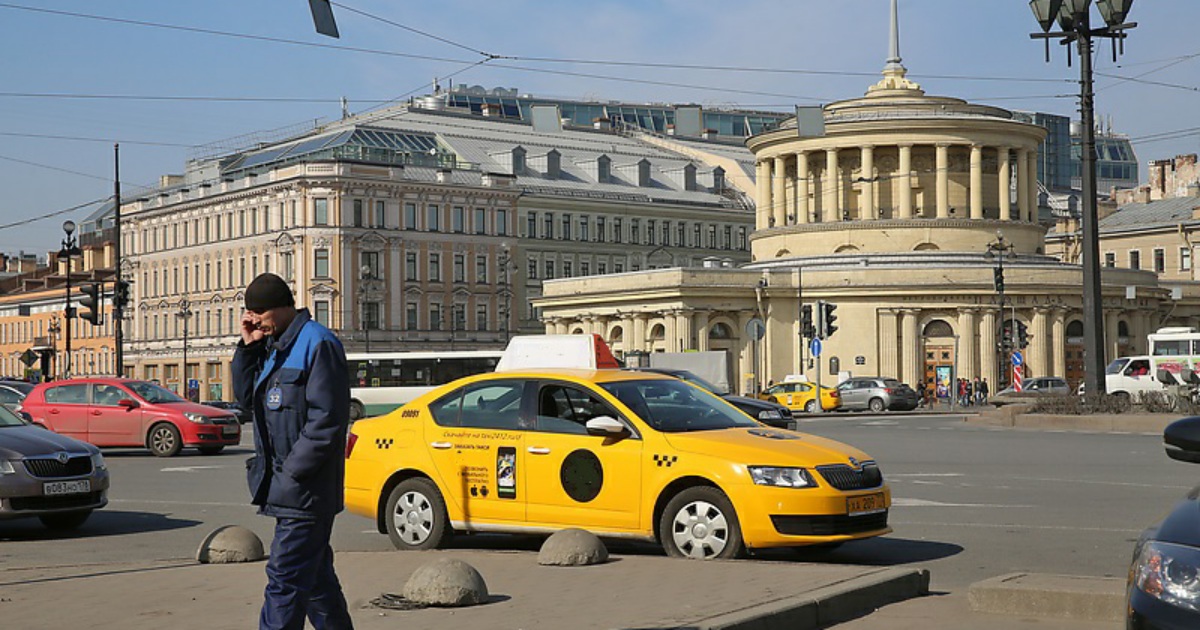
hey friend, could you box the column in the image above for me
[755,160,770,230]
[1016,148,1030,223]
[980,308,998,388]
[901,309,920,388]
[958,308,978,379]
[737,311,756,395]
[998,147,1012,221]
[796,152,810,224]
[970,145,983,219]
[676,310,694,352]
[621,316,635,353]
[772,156,787,228]
[879,309,899,378]
[898,144,913,219]
[861,145,876,220]
[633,315,648,353]
[663,311,678,352]
[1031,307,1049,379]
[1104,309,1121,362]
[1027,151,1039,223]
[695,311,711,351]
[935,144,950,219]
[1052,308,1067,378]
[824,148,840,222]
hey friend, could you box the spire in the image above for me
[867,0,923,97]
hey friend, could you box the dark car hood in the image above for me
[723,395,782,411]
[0,424,97,458]
[1143,483,1200,548]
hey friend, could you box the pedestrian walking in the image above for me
[973,377,983,405]
[979,377,990,404]
[232,273,354,630]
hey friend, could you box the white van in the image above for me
[1104,355,1188,398]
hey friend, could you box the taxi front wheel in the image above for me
[385,478,451,551]
[660,487,745,560]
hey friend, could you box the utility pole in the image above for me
[114,143,124,377]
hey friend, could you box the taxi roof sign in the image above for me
[495,334,621,372]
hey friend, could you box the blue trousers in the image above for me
[261,516,354,630]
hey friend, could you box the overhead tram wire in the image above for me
[0,153,151,191]
[0,92,395,105]
[0,131,194,148]
[0,197,108,232]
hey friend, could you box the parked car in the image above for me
[0,403,109,530]
[0,379,33,412]
[626,367,796,430]
[759,381,841,413]
[994,376,1071,397]
[1126,416,1200,627]
[19,378,241,457]
[836,378,920,412]
[203,400,249,424]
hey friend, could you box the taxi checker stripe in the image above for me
[375,438,394,449]
[652,454,678,467]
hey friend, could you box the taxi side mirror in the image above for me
[585,416,627,436]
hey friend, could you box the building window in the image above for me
[596,217,606,243]
[406,252,418,280]
[429,253,441,282]
[1154,248,1166,273]
[452,304,466,331]
[708,225,717,249]
[476,255,488,283]
[452,206,465,233]
[579,216,589,242]
[474,208,486,234]
[453,254,465,283]
[526,211,536,238]
[427,204,440,231]
[314,301,330,326]
[544,212,554,239]
[694,224,702,248]
[738,226,747,250]
[404,202,417,230]
[361,250,381,279]
[1104,252,1115,268]
[363,302,381,330]
[314,249,330,278]
[613,218,622,243]
[647,220,656,245]
[662,221,670,245]
[430,303,442,330]
[406,302,418,331]
[1183,247,1193,271]
[597,262,607,275]
[1129,250,1141,270]
[476,304,488,331]
[353,199,364,227]
[375,200,386,227]
[563,261,573,278]
[614,262,624,273]
[580,262,590,276]
[631,219,640,244]
[497,208,508,235]
[528,257,538,279]
[562,214,571,240]
[314,198,329,225]
[290,199,298,226]
[544,260,555,279]
[723,226,732,250]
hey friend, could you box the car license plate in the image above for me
[44,480,90,496]
[222,425,239,436]
[847,492,886,516]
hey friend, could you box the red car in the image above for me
[18,378,241,457]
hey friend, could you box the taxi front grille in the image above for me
[770,511,889,536]
[23,457,93,479]
[816,464,882,491]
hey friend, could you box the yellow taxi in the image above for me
[761,381,842,413]
[344,336,890,559]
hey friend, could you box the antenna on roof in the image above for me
[341,97,349,120]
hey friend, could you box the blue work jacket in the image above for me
[232,308,349,519]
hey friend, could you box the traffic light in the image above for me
[79,282,103,326]
[801,304,815,339]
[821,301,838,339]
[1017,321,1029,349]
[115,280,131,309]
[993,267,1005,293]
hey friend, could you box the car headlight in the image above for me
[0,459,14,475]
[90,452,107,472]
[183,412,210,424]
[757,409,782,421]
[748,466,816,488]
[1133,541,1200,612]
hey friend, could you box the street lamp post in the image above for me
[47,314,61,381]
[986,232,1015,389]
[177,298,192,400]
[359,265,375,353]
[1029,0,1136,396]
[59,220,81,379]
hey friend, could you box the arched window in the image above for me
[1066,320,1084,338]
[1118,321,1130,338]
[649,324,666,340]
[914,242,940,251]
[922,319,954,337]
[709,323,732,339]
[571,327,586,335]
[609,326,623,343]
[834,244,860,253]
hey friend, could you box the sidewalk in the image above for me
[0,549,929,629]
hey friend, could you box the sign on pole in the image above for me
[810,337,823,358]
[1011,351,1024,392]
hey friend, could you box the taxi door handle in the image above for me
[430,441,452,450]
[527,447,551,455]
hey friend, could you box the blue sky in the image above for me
[2,0,1197,255]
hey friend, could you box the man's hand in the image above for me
[241,311,266,345]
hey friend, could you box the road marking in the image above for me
[893,498,1032,508]
[1001,475,1192,490]
[862,420,899,426]
[160,465,226,472]
[911,480,942,485]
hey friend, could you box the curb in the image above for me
[966,411,1174,433]
[967,572,1125,623]
[691,567,931,630]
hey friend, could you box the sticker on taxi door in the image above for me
[497,447,516,499]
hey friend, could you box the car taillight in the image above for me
[884,388,893,394]
[345,432,358,459]
[830,390,839,398]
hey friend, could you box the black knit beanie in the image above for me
[245,273,295,312]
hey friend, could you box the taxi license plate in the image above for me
[847,492,886,516]
[44,480,90,496]
[222,425,239,436]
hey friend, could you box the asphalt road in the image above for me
[1,413,1187,620]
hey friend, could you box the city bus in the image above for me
[347,350,504,420]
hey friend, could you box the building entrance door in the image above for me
[924,344,955,403]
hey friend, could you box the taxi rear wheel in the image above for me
[660,487,744,560]
[385,478,450,551]
[804,400,817,413]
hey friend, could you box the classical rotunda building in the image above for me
[534,4,1172,395]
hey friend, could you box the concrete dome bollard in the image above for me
[402,558,489,607]
[538,528,609,566]
[196,525,266,564]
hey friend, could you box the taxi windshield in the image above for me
[600,379,757,433]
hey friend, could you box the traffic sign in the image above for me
[745,318,766,341]
[19,348,38,367]
[1011,351,1024,367]
[810,337,823,358]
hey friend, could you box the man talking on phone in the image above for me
[231,272,354,630]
